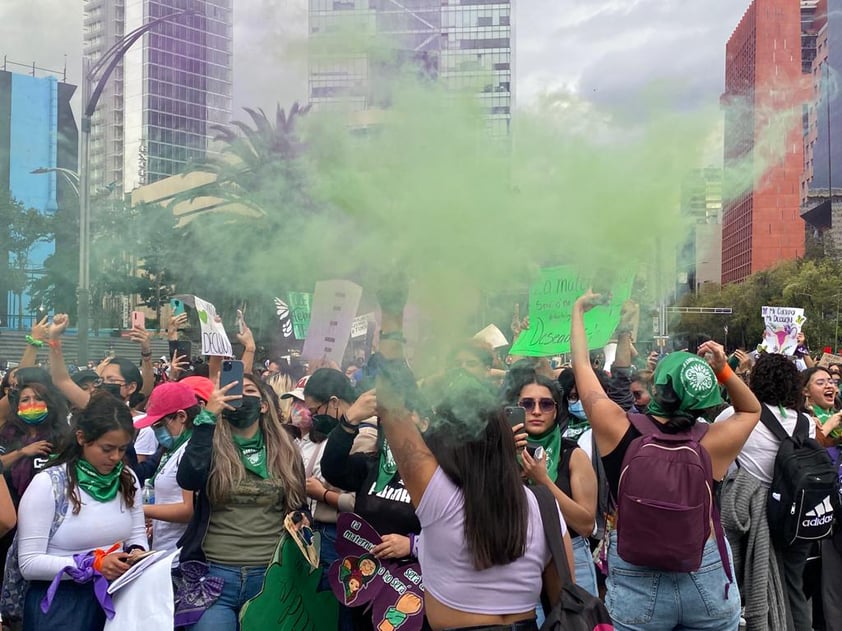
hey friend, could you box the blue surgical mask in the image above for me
[568,400,587,421]
[153,424,175,450]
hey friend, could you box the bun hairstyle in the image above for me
[650,381,698,433]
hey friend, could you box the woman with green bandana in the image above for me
[176,374,307,630]
[801,366,842,446]
[313,367,425,631]
[510,374,598,596]
[16,392,147,630]
[571,290,761,631]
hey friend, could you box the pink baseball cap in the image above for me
[179,376,214,403]
[134,382,198,429]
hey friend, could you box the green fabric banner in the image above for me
[509,266,633,357]
[287,291,312,340]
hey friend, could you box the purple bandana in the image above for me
[41,552,115,619]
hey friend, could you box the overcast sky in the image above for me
[0,0,749,117]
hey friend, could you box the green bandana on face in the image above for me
[232,428,268,479]
[526,424,562,484]
[647,352,723,418]
[76,459,124,503]
[374,440,399,493]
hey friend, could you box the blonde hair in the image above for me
[266,372,294,422]
[207,376,305,509]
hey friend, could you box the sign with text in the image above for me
[758,306,806,355]
[300,280,363,364]
[819,352,842,368]
[287,292,313,340]
[351,312,375,339]
[509,266,633,357]
[194,296,233,357]
[328,513,425,631]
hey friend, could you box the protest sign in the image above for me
[301,281,362,363]
[351,312,375,339]
[329,513,425,631]
[240,532,338,631]
[474,324,509,349]
[818,352,842,368]
[288,291,313,340]
[758,306,806,355]
[104,550,178,631]
[193,296,233,357]
[509,266,633,357]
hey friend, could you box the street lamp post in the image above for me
[75,9,195,365]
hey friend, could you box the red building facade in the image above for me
[722,0,807,283]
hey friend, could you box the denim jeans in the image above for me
[24,580,105,631]
[314,521,355,631]
[605,531,740,631]
[188,562,266,631]
[571,535,598,596]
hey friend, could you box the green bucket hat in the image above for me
[647,352,723,417]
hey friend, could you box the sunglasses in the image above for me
[518,398,556,413]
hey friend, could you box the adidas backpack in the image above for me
[760,405,838,545]
[617,413,732,586]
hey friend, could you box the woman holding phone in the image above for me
[16,392,147,630]
[510,374,599,595]
[176,373,307,629]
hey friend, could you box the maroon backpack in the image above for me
[616,414,733,592]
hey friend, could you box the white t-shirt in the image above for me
[296,434,327,514]
[151,440,190,552]
[715,403,817,484]
[18,464,147,581]
[134,426,158,457]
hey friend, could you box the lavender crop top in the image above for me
[416,467,564,615]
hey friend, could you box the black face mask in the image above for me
[222,395,262,429]
[100,383,124,400]
[312,414,339,435]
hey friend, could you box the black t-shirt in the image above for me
[601,424,640,501]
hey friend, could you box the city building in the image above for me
[0,64,78,329]
[721,0,807,283]
[83,0,233,194]
[308,0,513,135]
[800,0,842,252]
[677,168,723,297]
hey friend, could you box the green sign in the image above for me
[240,533,338,631]
[509,266,633,357]
[287,291,312,340]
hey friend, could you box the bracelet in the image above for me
[140,351,152,358]
[379,331,406,343]
[340,416,360,435]
[24,335,44,348]
[715,364,735,384]
[322,489,330,504]
[48,339,61,350]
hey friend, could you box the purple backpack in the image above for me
[617,414,732,589]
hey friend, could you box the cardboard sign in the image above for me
[819,352,842,368]
[328,513,425,631]
[288,292,313,340]
[509,266,633,357]
[193,296,233,357]
[351,313,375,339]
[301,281,363,364]
[758,306,806,355]
[240,533,338,631]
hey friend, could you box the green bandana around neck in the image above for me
[526,424,562,484]
[647,352,722,418]
[76,459,124,503]
[565,418,590,441]
[232,428,268,479]
[151,429,193,486]
[374,439,399,493]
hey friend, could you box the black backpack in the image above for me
[761,406,838,545]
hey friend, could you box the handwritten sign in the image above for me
[819,352,842,368]
[509,266,633,357]
[328,513,425,631]
[193,296,233,357]
[300,280,363,364]
[287,292,313,340]
[758,306,806,355]
[351,313,375,339]
[240,533,338,631]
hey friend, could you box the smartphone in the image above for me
[525,445,544,459]
[131,311,145,330]
[220,360,244,408]
[126,550,157,566]
[236,308,246,335]
[504,405,526,429]
[168,340,192,361]
[170,298,186,317]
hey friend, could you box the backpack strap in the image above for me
[528,485,574,589]
[758,404,794,443]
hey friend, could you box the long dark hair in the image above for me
[303,368,358,404]
[106,357,145,408]
[800,366,834,411]
[508,374,565,432]
[50,391,137,514]
[0,381,70,447]
[427,385,528,571]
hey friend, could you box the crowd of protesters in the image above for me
[0,290,837,631]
